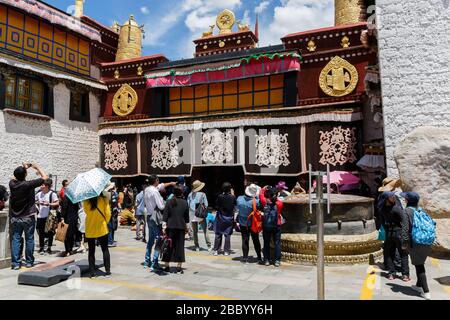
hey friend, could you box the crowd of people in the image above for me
[0,163,436,300]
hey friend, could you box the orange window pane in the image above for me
[270,74,284,88]
[239,79,252,93]
[254,77,269,91]
[79,39,90,55]
[239,93,252,109]
[195,98,208,113]
[169,88,180,100]
[195,85,208,98]
[270,89,284,105]
[8,10,24,28]
[169,101,180,115]
[181,86,194,99]
[209,83,222,96]
[40,23,53,40]
[254,91,268,107]
[181,100,194,114]
[25,17,39,35]
[0,5,6,24]
[224,81,237,94]
[31,81,43,113]
[224,95,238,110]
[209,96,222,111]
[54,28,66,45]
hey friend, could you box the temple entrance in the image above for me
[191,166,245,208]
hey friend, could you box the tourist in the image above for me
[135,183,147,242]
[35,179,59,255]
[59,180,68,201]
[212,182,236,256]
[177,176,190,199]
[60,196,80,256]
[276,181,291,199]
[144,175,166,271]
[378,191,410,281]
[108,184,119,247]
[400,192,433,300]
[82,191,112,278]
[236,184,263,264]
[162,185,190,274]
[187,180,211,251]
[9,163,48,269]
[259,186,284,267]
[120,185,136,226]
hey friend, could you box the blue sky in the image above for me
[45,0,334,61]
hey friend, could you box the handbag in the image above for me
[194,194,208,219]
[45,210,59,233]
[378,225,386,241]
[55,221,69,242]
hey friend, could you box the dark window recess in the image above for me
[283,71,298,107]
[151,88,169,118]
[69,91,90,123]
[0,74,6,110]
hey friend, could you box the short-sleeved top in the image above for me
[35,191,59,218]
[236,195,260,227]
[187,191,208,222]
[82,196,111,239]
[9,178,44,220]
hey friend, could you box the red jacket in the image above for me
[259,187,283,226]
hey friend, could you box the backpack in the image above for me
[263,203,278,230]
[411,207,436,246]
[246,198,263,233]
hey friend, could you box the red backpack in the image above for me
[246,198,263,233]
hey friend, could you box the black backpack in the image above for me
[263,203,278,230]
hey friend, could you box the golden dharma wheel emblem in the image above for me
[216,9,235,34]
[112,84,138,117]
[319,56,359,97]
[219,41,226,48]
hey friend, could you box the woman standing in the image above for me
[236,184,263,264]
[82,191,112,278]
[60,196,79,256]
[162,186,190,274]
[400,192,433,300]
[213,182,236,256]
[187,180,211,251]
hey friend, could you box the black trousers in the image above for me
[213,233,231,253]
[385,234,409,276]
[415,265,429,293]
[240,226,262,260]
[36,217,53,250]
[87,235,110,274]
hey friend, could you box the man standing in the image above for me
[9,163,48,269]
[135,183,148,242]
[35,179,59,255]
[59,180,68,201]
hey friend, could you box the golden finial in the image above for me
[202,25,215,38]
[307,40,317,52]
[237,20,249,32]
[115,15,144,61]
[137,65,143,76]
[216,9,235,34]
[335,0,363,25]
[74,0,84,18]
[114,69,120,79]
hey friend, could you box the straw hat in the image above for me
[192,180,205,192]
[245,184,260,197]
[378,177,401,192]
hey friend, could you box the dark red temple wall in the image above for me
[102,86,150,117]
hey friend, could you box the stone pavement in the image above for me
[0,227,448,300]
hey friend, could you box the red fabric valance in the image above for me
[146,56,301,88]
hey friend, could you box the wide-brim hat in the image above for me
[378,177,401,192]
[245,184,260,197]
[192,180,205,192]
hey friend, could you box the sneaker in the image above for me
[224,251,230,256]
[274,261,281,267]
[108,243,117,248]
[46,249,53,255]
[264,260,270,266]
[176,267,184,274]
[207,246,213,252]
[25,263,34,268]
[150,264,164,272]
[258,259,265,265]
[242,258,249,265]
[12,265,20,270]
[90,273,96,279]
[411,285,424,294]
[39,249,45,255]
[421,292,431,300]
[387,274,395,280]
[195,247,201,252]
[105,271,112,278]
[213,251,218,256]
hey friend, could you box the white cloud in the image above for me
[140,6,149,15]
[260,0,334,46]
[242,9,251,26]
[255,1,270,14]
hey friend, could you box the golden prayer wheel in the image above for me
[335,0,364,25]
[115,15,144,62]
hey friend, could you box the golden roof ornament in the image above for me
[319,56,359,97]
[114,69,120,79]
[335,0,362,25]
[115,15,145,61]
[307,40,317,52]
[237,20,250,32]
[113,84,138,117]
[216,9,235,34]
[202,25,215,38]
[341,36,350,48]
[74,0,84,18]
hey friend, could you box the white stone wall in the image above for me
[376,0,450,177]
[0,82,100,188]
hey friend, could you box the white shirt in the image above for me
[144,184,165,217]
[35,191,58,219]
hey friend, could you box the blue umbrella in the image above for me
[65,168,112,204]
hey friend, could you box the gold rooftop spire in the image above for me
[115,15,145,61]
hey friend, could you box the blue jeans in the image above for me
[108,220,115,245]
[11,217,36,267]
[144,218,161,266]
[263,226,281,262]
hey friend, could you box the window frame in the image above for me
[69,90,90,123]
[2,74,45,114]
